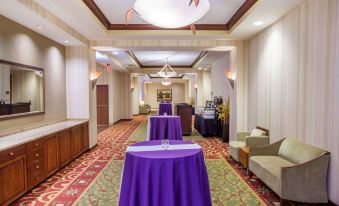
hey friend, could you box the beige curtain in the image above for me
[246,0,339,203]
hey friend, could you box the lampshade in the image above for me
[134,0,210,28]
[161,78,172,86]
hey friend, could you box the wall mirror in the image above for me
[0,59,45,120]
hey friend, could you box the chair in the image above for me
[229,126,269,162]
[139,104,151,114]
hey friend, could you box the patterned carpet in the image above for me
[14,115,282,206]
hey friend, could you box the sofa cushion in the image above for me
[229,141,246,148]
[250,128,266,136]
[249,156,294,195]
[278,138,327,165]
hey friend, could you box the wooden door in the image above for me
[96,85,109,126]
[58,129,72,167]
[81,123,89,152]
[45,134,59,176]
[0,156,26,205]
[72,126,82,158]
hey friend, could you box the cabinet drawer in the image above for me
[26,148,45,165]
[27,159,45,178]
[27,170,45,190]
[26,138,45,151]
[0,144,26,164]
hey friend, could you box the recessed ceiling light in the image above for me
[253,21,263,26]
[37,25,43,29]
[112,51,119,55]
[198,67,203,70]
[63,40,69,43]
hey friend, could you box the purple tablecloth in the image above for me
[119,140,212,206]
[149,116,182,140]
[159,102,172,115]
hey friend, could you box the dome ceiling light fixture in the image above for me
[125,0,210,34]
[161,77,172,86]
[157,59,177,78]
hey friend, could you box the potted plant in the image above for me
[216,97,230,142]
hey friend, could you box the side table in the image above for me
[239,147,249,169]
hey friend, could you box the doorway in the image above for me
[96,85,109,126]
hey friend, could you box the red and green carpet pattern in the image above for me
[14,115,281,206]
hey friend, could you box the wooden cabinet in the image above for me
[0,144,26,164]
[72,126,82,158]
[26,138,46,190]
[0,121,89,205]
[81,123,89,152]
[45,134,59,176]
[58,129,72,167]
[0,156,26,205]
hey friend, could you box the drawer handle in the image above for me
[35,143,39,146]
[9,152,14,156]
[35,153,39,157]
[36,165,40,169]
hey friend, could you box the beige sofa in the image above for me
[249,138,330,204]
[229,126,269,161]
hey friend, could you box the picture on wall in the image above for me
[157,89,172,102]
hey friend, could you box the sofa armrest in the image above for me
[237,132,251,141]
[249,138,284,157]
[245,136,269,148]
[280,152,330,203]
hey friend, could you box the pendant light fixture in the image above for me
[157,59,177,78]
[161,77,172,86]
[126,0,210,34]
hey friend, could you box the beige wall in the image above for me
[246,0,339,203]
[196,71,212,107]
[112,70,132,122]
[0,16,66,135]
[96,64,132,123]
[145,82,185,108]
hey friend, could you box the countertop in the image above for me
[0,119,88,152]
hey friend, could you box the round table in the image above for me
[159,102,172,115]
[119,140,212,206]
[148,116,182,140]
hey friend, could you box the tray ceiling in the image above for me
[83,0,256,30]
[129,51,207,68]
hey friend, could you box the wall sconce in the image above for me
[91,71,103,89]
[226,71,236,89]
[194,84,198,92]
[131,87,134,92]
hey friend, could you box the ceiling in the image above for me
[0,0,304,45]
[131,51,204,67]
[97,50,229,73]
[0,0,304,73]
[85,0,249,30]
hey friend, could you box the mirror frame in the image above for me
[0,59,45,121]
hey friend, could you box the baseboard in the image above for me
[89,144,98,150]
[113,119,133,124]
